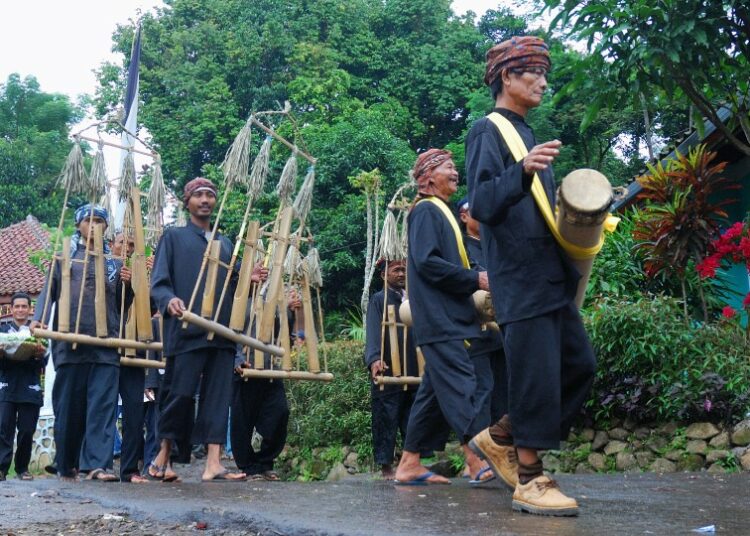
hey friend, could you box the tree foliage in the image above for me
[541,0,750,156]
[0,74,84,228]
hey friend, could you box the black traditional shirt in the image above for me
[151,220,237,356]
[407,198,480,345]
[465,107,579,324]
[364,287,419,390]
[33,247,129,367]
[464,235,504,356]
[0,321,46,405]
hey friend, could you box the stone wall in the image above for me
[29,412,55,473]
[542,418,750,474]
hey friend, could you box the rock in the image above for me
[326,463,350,482]
[731,420,750,446]
[567,431,577,443]
[608,427,629,440]
[609,417,623,428]
[705,450,731,464]
[731,446,747,460]
[649,458,676,473]
[709,431,730,449]
[657,422,679,436]
[541,453,561,473]
[623,418,638,431]
[676,454,705,472]
[634,427,651,439]
[575,462,595,474]
[580,428,596,442]
[706,463,726,474]
[686,440,708,455]
[739,450,750,471]
[341,446,351,458]
[603,440,628,455]
[635,451,655,468]
[647,435,668,454]
[310,459,328,478]
[615,452,638,471]
[588,453,607,472]
[685,422,720,440]
[344,451,359,470]
[425,460,455,478]
[631,439,644,450]
[592,431,609,451]
[664,450,682,462]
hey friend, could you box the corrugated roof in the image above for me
[0,215,51,296]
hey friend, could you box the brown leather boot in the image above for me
[468,428,518,489]
[512,475,579,516]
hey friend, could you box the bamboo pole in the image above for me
[228,220,260,331]
[254,206,294,368]
[130,186,153,341]
[72,208,97,347]
[374,376,422,386]
[300,265,320,374]
[58,237,72,333]
[120,357,166,369]
[179,310,284,357]
[41,187,71,326]
[240,369,333,382]
[249,117,316,165]
[200,240,222,318]
[277,288,292,371]
[93,225,108,337]
[387,305,401,377]
[35,329,163,352]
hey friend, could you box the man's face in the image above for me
[429,158,459,200]
[186,189,217,219]
[384,262,406,290]
[460,207,481,238]
[504,67,548,110]
[11,297,30,324]
[77,216,107,244]
[111,234,135,257]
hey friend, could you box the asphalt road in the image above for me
[1,471,747,535]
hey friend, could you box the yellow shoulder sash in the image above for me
[417,196,470,268]
[486,112,618,260]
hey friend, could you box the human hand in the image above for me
[120,266,132,284]
[146,256,154,271]
[144,388,155,402]
[29,320,46,334]
[370,360,387,380]
[167,297,186,317]
[251,262,269,284]
[477,271,490,291]
[522,140,562,175]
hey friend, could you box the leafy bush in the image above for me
[584,294,750,424]
[285,340,371,474]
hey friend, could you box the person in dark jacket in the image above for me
[393,149,492,486]
[364,259,420,479]
[149,177,263,483]
[465,36,596,516]
[0,292,46,481]
[31,204,131,482]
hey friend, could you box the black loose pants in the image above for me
[0,402,40,474]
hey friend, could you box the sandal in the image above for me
[146,462,165,480]
[248,473,266,481]
[263,470,280,481]
[16,471,34,481]
[162,466,182,483]
[85,468,118,482]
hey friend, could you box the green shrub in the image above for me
[584,294,750,424]
[285,340,372,474]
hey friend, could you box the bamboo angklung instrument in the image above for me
[58,237,72,333]
[200,240,222,319]
[93,224,108,337]
[129,187,153,341]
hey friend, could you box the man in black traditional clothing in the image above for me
[32,204,131,482]
[393,149,492,486]
[149,177,262,483]
[465,36,596,516]
[0,292,46,481]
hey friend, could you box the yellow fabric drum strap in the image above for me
[486,112,619,260]
[417,196,470,269]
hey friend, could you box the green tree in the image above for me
[0,74,83,228]
[540,0,750,156]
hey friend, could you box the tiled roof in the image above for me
[0,215,50,296]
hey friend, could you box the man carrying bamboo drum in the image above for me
[393,149,493,486]
[465,36,596,516]
[32,204,132,482]
[150,177,263,483]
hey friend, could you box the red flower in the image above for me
[696,255,720,279]
[722,306,736,319]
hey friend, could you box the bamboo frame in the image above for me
[120,357,166,369]
[35,329,162,352]
[240,369,333,382]
[374,375,421,386]
[180,310,284,357]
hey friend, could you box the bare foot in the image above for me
[394,466,450,484]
